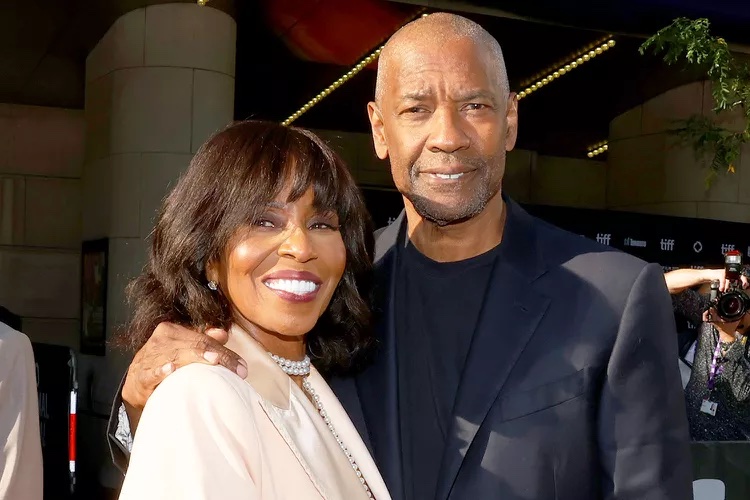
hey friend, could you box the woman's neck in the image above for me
[230,320,308,389]
[232,318,306,360]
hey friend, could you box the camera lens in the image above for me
[718,292,747,321]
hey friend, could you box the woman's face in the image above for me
[209,188,346,339]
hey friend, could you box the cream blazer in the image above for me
[0,323,43,500]
[118,326,391,500]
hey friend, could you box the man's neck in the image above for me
[404,193,506,262]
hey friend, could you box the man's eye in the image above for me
[466,103,488,111]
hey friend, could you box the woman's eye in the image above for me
[310,222,339,231]
[255,219,275,228]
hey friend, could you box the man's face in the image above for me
[368,36,518,226]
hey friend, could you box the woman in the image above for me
[117,121,391,499]
[665,267,750,441]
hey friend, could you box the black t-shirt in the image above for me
[396,239,500,500]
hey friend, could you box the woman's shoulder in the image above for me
[148,364,260,413]
[125,364,265,492]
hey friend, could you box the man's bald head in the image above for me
[374,13,510,103]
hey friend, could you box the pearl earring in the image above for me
[207,280,218,291]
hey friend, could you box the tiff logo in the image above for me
[624,237,647,248]
[596,233,611,245]
[721,243,735,254]
[660,239,675,251]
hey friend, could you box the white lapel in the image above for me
[226,325,383,500]
[307,369,393,500]
[256,397,330,498]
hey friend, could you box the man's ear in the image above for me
[367,101,389,160]
[505,92,518,152]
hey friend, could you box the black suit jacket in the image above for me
[109,198,692,499]
[332,198,693,500]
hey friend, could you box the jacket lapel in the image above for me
[226,326,330,498]
[355,213,406,500]
[308,369,393,500]
[257,399,330,498]
[435,199,551,500]
[328,376,373,454]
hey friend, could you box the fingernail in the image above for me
[203,351,219,364]
[236,363,248,379]
[161,363,173,375]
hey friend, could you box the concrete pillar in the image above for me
[607,81,750,222]
[80,2,236,490]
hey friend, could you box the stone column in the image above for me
[607,81,750,223]
[80,2,235,490]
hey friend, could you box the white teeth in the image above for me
[264,279,318,295]
[433,173,464,180]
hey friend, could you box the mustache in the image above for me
[410,154,489,175]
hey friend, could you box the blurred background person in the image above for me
[665,265,750,441]
[0,318,43,500]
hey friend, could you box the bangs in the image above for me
[218,123,355,234]
[282,130,349,217]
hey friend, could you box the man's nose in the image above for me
[425,107,471,154]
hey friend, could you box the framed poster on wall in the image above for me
[80,238,108,356]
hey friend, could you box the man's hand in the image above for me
[121,323,247,433]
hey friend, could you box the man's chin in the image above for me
[404,186,498,226]
[413,202,481,227]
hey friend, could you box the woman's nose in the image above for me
[277,226,316,262]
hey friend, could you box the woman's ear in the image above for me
[205,259,219,285]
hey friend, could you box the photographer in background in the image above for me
[665,254,750,441]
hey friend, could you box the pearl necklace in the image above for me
[269,352,311,376]
[270,353,374,498]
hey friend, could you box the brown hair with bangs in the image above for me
[121,120,376,375]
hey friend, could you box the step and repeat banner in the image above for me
[361,188,750,270]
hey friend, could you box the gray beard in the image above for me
[404,156,500,226]
[405,189,491,226]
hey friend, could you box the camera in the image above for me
[709,250,750,322]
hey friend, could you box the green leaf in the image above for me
[640,17,750,188]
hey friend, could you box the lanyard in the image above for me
[707,339,725,391]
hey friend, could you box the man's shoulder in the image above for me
[0,323,35,396]
[530,215,652,299]
[0,322,33,361]
[533,215,646,270]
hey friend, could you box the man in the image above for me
[109,13,692,499]
[0,320,43,500]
